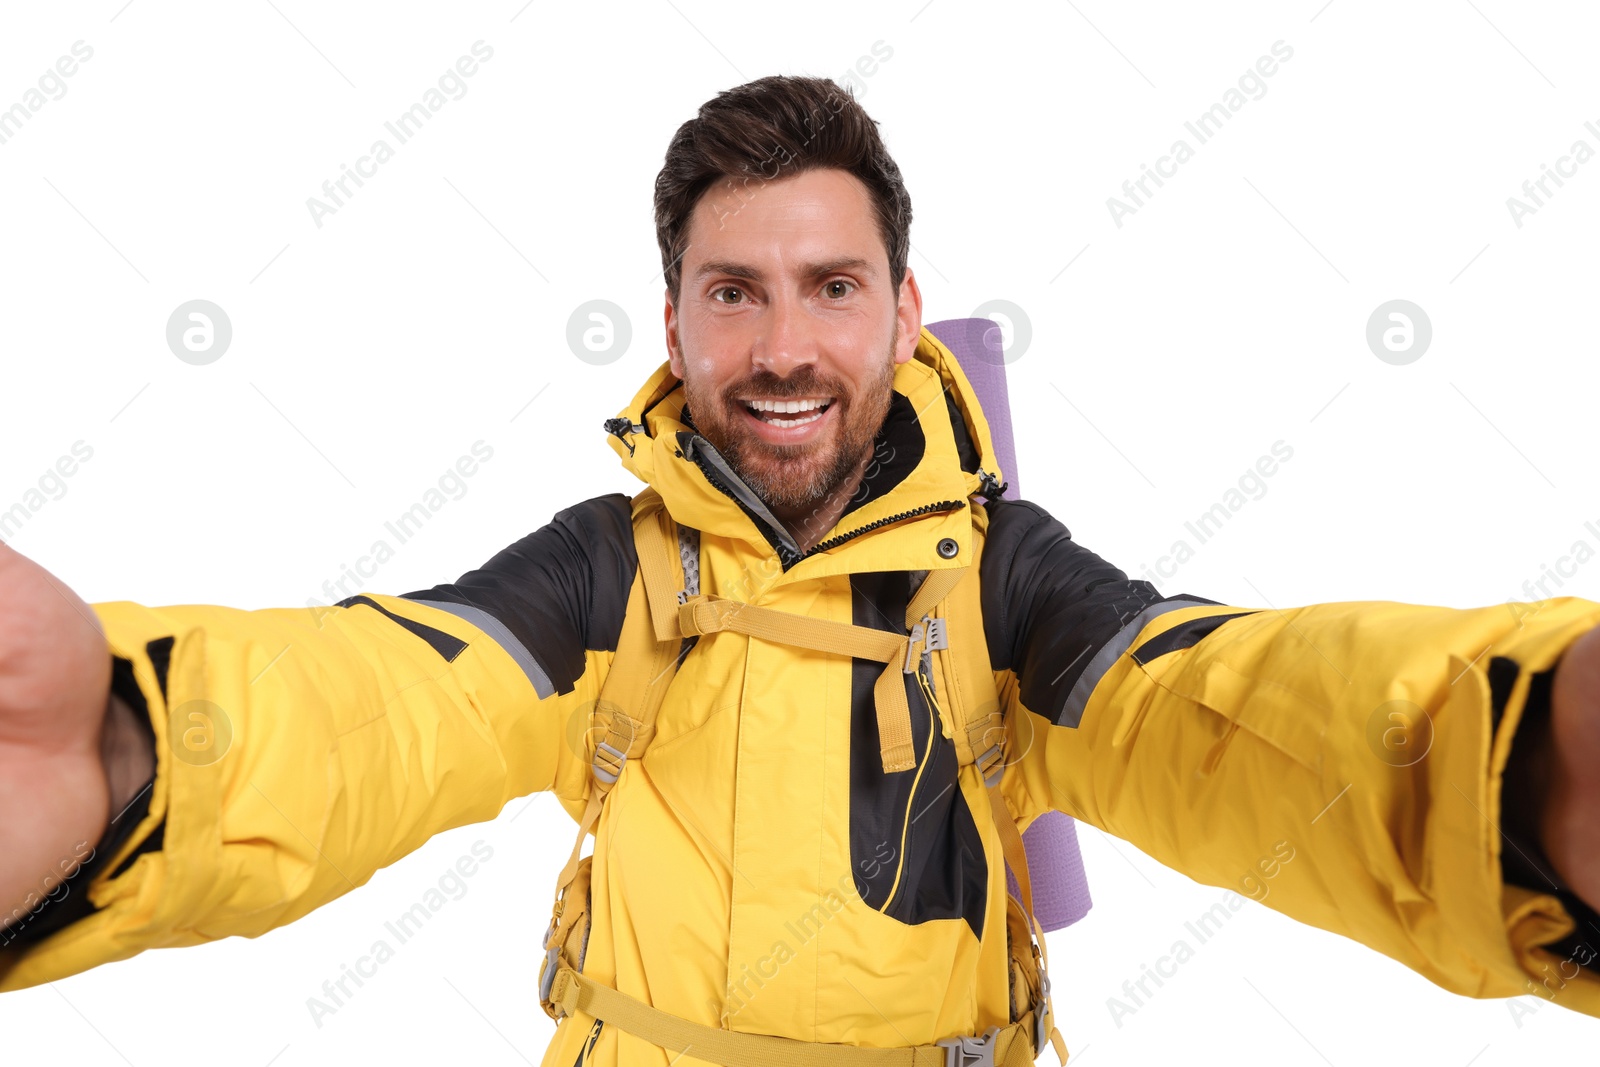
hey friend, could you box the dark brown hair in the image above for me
[654,75,912,304]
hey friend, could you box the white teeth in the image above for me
[744,397,829,413]
[766,411,823,428]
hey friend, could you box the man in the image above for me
[3,74,1599,1065]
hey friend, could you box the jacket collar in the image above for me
[604,326,1004,580]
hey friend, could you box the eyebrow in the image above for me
[691,256,878,284]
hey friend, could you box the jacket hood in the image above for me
[603,326,1006,581]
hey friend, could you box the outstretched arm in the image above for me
[983,497,1600,1015]
[0,494,636,992]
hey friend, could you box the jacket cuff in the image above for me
[0,608,184,991]
[1497,648,1600,973]
[1489,611,1600,1002]
[0,656,157,950]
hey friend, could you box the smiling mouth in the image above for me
[740,396,835,428]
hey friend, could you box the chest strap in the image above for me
[633,487,965,775]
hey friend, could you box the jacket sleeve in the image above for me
[983,498,1600,1015]
[0,493,637,993]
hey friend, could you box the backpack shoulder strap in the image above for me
[541,488,691,1008]
[942,513,1065,1062]
[593,487,691,755]
[548,493,685,906]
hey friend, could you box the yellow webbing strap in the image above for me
[906,567,964,629]
[551,964,1037,1066]
[634,488,688,644]
[979,765,1068,1064]
[547,491,687,956]
[671,565,967,775]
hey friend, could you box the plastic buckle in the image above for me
[539,942,560,1005]
[938,1027,999,1067]
[538,917,561,1007]
[1032,968,1053,1053]
[593,741,626,785]
[976,743,1004,788]
[903,623,926,673]
[905,615,949,675]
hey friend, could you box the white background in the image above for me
[2,1,1598,1064]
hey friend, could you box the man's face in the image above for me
[664,167,922,515]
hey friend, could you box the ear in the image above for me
[892,268,923,366]
[664,288,685,378]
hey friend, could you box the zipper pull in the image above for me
[603,417,646,456]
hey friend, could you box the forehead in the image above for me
[683,167,884,275]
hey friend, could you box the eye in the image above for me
[823,279,855,300]
[710,286,748,305]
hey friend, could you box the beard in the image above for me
[681,328,899,514]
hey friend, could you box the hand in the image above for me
[0,541,116,932]
[1543,624,1600,915]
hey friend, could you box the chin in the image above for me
[741,451,836,508]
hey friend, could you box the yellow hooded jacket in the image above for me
[3,327,1598,1064]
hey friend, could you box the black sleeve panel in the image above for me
[399,493,638,697]
[980,498,1232,726]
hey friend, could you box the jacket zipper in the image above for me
[796,499,966,564]
[682,439,805,567]
[680,433,967,571]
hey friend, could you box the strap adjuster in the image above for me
[938,1027,999,1067]
[539,941,560,1006]
[593,740,627,785]
[1032,967,1053,1053]
[904,624,925,673]
[975,743,1004,788]
[538,917,562,1007]
[904,616,950,674]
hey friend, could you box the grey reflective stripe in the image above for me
[407,599,556,700]
[1058,597,1219,729]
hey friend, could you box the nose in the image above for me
[750,293,818,378]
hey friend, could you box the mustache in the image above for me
[719,368,849,405]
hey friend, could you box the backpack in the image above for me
[535,488,1066,1066]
